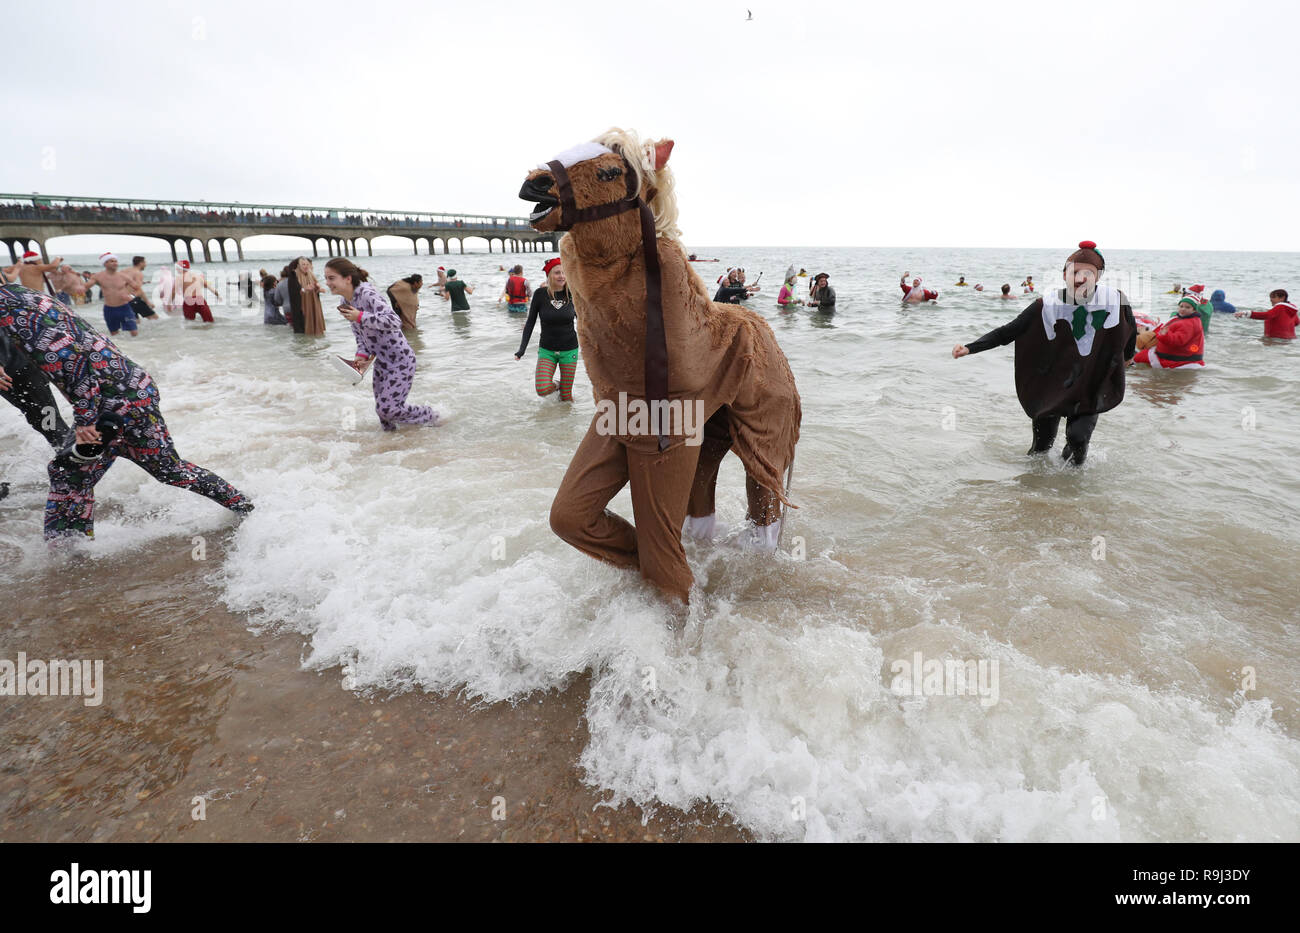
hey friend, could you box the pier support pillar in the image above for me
[219,240,228,262]
[168,240,178,263]
[185,240,195,263]
[459,240,464,255]
[236,240,244,261]
[312,240,318,258]
[367,239,373,257]
[5,241,14,264]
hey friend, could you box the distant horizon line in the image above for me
[36,242,1300,257]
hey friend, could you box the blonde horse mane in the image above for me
[593,127,681,241]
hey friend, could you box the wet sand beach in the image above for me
[0,541,746,842]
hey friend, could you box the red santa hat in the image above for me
[21,250,40,263]
[542,257,562,276]
[99,251,118,265]
[176,259,190,269]
[1187,284,1206,298]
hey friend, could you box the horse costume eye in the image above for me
[596,166,623,182]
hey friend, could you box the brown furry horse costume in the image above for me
[520,129,801,603]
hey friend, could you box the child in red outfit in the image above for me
[1234,289,1297,339]
[1133,295,1205,368]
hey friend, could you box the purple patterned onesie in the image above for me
[349,281,439,431]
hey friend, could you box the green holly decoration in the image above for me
[1070,306,1109,340]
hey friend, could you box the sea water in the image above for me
[2,245,1297,841]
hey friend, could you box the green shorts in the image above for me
[538,347,580,365]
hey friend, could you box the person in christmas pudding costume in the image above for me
[952,241,1136,465]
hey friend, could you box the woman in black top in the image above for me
[514,257,579,401]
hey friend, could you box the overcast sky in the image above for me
[4,0,1297,251]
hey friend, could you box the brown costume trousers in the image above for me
[687,407,781,525]
[551,408,781,603]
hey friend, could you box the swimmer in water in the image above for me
[900,272,938,303]
[1,250,62,293]
[808,273,836,310]
[499,264,531,312]
[1234,288,1297,339]
[1134,295,1206,367]
[715,268,761,304]
[777,271,804,307]
[1021,275,1035,293]
[999,283,1015,300]
[1167,283,1183,294]
[83,252,146,336]
[955,276,968,286]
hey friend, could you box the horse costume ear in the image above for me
[653,139,674,171]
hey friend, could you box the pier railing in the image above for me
[0,193,535,232]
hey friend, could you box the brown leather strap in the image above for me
[544,155,669,450]
[546,158,640,230]
[639,201,669,451]
[546,160,574,223]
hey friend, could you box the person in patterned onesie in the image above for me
[324,258,441,431]
[0,284,253,539]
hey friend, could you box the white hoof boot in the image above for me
[741,519,782,552]
[683,513,717,542]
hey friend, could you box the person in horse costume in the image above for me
[519,128,802,603]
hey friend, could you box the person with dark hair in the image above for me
[952,241,1137,466]
[0,283,252,539]
[999,283,1015,299]
[808,272,836,311]
[1234,288,1297,339]
[515,257,579,401]
[275,261,298,331]
[261,274,287,325]
[499,264,531,312]
[441,269,473,311]
[325,258,440,431]
[124,256,158,321]
[714,268,761,304]
[386,274,424,330]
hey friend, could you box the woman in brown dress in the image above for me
[295,257,326,335]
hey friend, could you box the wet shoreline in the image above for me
[0,545,746,843]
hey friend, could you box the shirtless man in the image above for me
[899,271,939,304]
[83,252,145,336]
[52,265,88,305]
[2,250,62,293]
[122,256,158,319]
[176,260,220,323]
